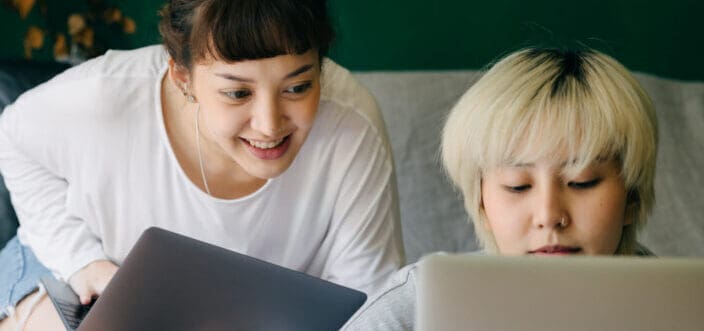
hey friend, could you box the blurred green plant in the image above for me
[2,0,136,64]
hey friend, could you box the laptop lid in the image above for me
[416,254,704,331]
[53,227,366,331]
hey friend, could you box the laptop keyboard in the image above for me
[55,299,93,330]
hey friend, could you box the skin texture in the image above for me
[166,50,322,199]
[481,157,630,256]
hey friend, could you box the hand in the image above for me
[68,259,119,305]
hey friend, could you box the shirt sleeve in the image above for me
[341,264,417,331]
[0,90,107,281]
[317,89,406,295]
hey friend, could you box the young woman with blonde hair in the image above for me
[343,46,658,330]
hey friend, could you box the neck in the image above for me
[160,75,267,199]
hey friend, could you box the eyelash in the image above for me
[224,90,252,100]
[222,82,312,101]
[285,82,312,94]
[568,178,602,189]
[504,178,602,193]
[506,185,531,193]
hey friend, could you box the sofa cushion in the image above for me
[0,60,70,248]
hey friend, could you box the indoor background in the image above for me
[0,0,702,81]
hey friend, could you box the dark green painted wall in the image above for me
[1,0,703,80]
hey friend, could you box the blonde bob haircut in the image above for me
[441,47,658,255]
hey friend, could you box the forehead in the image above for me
[193,51,320,78]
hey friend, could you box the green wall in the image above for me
[1,0,703,81]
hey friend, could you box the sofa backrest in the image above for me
[355,71,704,262]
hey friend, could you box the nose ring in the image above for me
[559,216,569,227]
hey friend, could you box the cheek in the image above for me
[578,186,628,254]
[481,185,522,235]
[588,184,628,226]
[204,107,249,137]
[292,95,320,127]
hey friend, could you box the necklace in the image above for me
[194,104,212,196]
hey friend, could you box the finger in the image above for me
[77,288,96,305]
[79,294,91,305]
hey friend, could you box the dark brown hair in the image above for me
[159,0,335,69]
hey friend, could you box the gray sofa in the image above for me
[1,64,703,262]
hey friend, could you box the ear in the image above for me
[167,58,191,93]
[478,180,493,232]
[478,200,493,232]
[623,203,636,226]
[623,190,640,226]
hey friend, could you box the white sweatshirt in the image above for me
[0,45,404,295]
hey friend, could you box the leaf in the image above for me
[23,26,43,58]
[13,0,35,19]
[122,17,136,34]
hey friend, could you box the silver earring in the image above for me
[182,82,196,103]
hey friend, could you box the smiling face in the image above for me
[480,156,630,256]
[186,50,321,181]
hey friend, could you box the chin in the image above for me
[245,159,294,179]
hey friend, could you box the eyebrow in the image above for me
[506,161,568,168]
[507,158,608,168]
[214,63,315,83]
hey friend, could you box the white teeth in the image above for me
[246,137,285,149]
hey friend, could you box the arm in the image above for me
[322,127,405,294]
[316,69,406,294]
[0,91,108,282]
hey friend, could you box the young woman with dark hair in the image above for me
[0,1,404,329]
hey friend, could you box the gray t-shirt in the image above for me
[341,261,418,331]
[342,251,484,330]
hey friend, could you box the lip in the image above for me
[528,245,581,255]
[240,134,292,160]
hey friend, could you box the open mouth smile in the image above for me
[244,136,287,149]
[240,135,292,160]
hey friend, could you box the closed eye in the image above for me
[568,178,602,189]
[504,184,531,193]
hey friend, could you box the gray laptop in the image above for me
[41,227,366,331]
[416,254,704,331]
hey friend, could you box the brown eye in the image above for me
[224,90,252,99]
[285,82,312,94]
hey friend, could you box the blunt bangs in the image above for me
[479,49,653,185]
[192,0,333,63]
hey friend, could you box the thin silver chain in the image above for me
[194,103,212,196]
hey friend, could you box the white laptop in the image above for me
[416,254,704,331]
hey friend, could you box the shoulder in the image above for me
[318,59,386,137]
[59,45,167,81]
[635,242,656,256]
[342,263,418,330]
[7,45,167,117]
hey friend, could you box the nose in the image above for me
[533,182,568,230]
[250,95,284,137]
